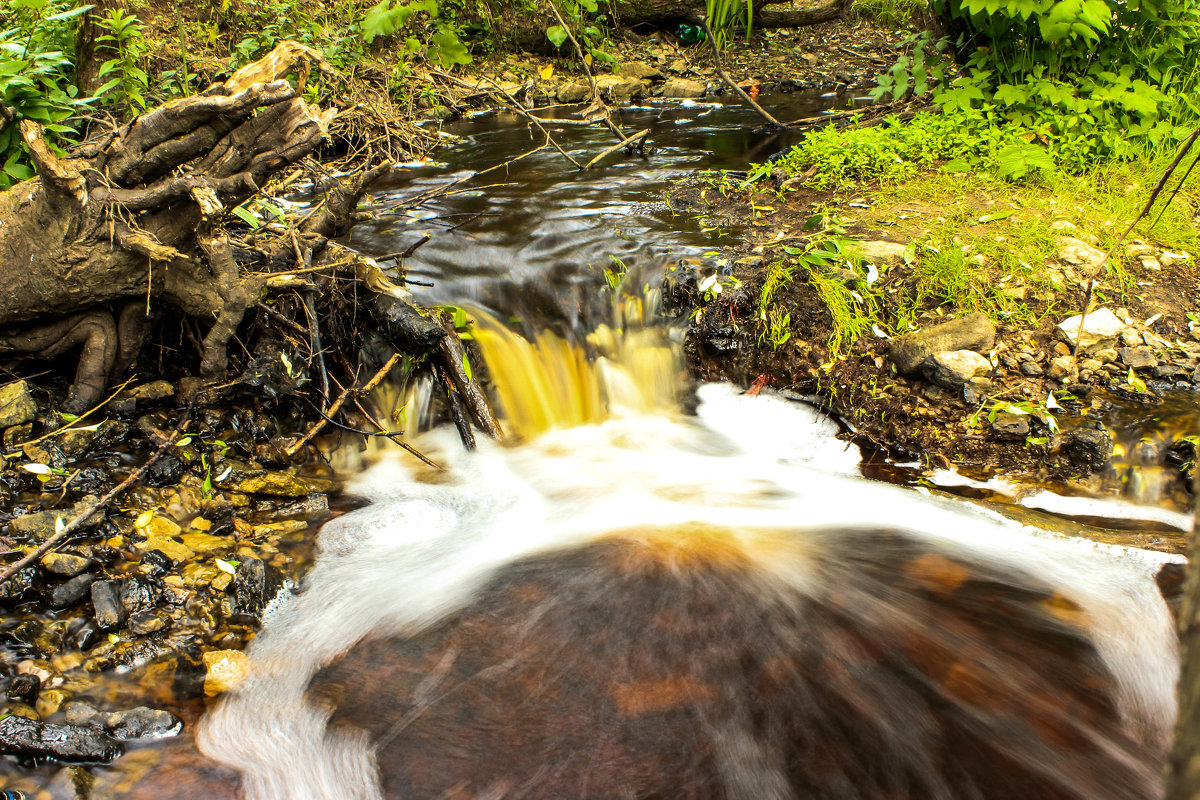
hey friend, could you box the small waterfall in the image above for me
[193,318,1180,800]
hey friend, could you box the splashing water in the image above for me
[191,316,1180,800]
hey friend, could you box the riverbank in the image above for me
[667,155,1200,508]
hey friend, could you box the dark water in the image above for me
[344,93,847,327]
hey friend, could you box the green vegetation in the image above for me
[851,0,926,27]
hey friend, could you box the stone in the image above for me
[1125,241,1155,259]
[661,78,705,98]
[40,552,93,577]
[91,581,126,631]
[1119,346,1156,369]
[991,413,1030,440]
[203,650,251,696]
[922,350,992,388]
[7,674,40,705]
[1019,361,1044,377]
[122,381,174,402]
[856,240,908,265]
[179,531,233,555]
[1061,427,1113,472]
[134,534,193,563]
[1056,236,1107,275]
[231,558,285,621]
[1093,348,1119,364]
[214,460,337,498]
[961,377,993,406]
[0,714,122,762]
[557,81,590,103]
[1047,356,1075,381]
[119,576,161,615]
[65,702,181,741]
[0,380,37,429]
[617,61,663,80]
[50,574,95,609]
[887,312,997,375]
[1054,308,1127,352]
[10,620,63,654]
[594,74,643,100]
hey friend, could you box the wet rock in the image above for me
[0,714,122,762]
[922,350,991,389]
[1019,361,1044,377]
[120,575,161,615]
[618,61,663,80]
[268,493,329,521]
[594,74,643,100]
[1054,308,1126,352]
[91,581,126,631]
[6,673,40,705]
[203,649,250,696]
[1061,427,1113,471]
[213,460,337,497]
[143,452,186,488]
[962,377,992,405]
[557,81,590,102]
[699,324,740,354]
[991,413,1030,440]
[1047,356,1075,381]
[1156,561,1185,622]
[3,702,39,721]
[17,659,61,687]
[36,688,70,717]
[64,702,181,741]
[123,381,175,402]
[0,567,41,603]
[231,558,284,621]
[40,552,92,577]
[856,240,908,265]
[127,611,167,636]
[0,380,37,429]
[1056,236,1107,276]
[1119,346,1156,369]
[888,312,996,375]
[140,549,175,575]
[10,620,64,654]
[661,77,705,98]
[70,619,100,650]
[10,496,103,540]
[179,531,232,555]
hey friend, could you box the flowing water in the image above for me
[25,96,1199,798]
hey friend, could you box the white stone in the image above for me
[1055,308,1127,351]
[856,240,908,265]
[922,350,992,389]
[1056,236,1107,276]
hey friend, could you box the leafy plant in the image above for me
[94,8,149,113]
[705,0,752,48]
[0,0,91,187]
[363,0,472,68]
[545,0,617,71]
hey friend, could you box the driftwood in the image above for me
[0,42,454,416]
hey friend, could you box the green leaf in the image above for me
[428,26,471,67]
[461,352,473,381]
[231,204,260,227]
[546,25,568,47]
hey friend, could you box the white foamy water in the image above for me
[198,384,1180,800]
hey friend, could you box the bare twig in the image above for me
[285,353,401,456]
[584,129,650,170]
[0,412,191,587]
[544,0,625,140]
[702,21,782,128]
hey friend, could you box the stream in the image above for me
[9,95,1196,799]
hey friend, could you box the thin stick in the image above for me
[5,378,134,455]
[285,353,401,456]
[1072,125,1200,357]
[0,413,190,587]
[702,20,782,128]
[349,396,445,471]
[584,129,650,170]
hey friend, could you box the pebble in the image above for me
[91,581,126,630]
[991,413,1030,440]
[40,552,93,577]
[50,574,96,609]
